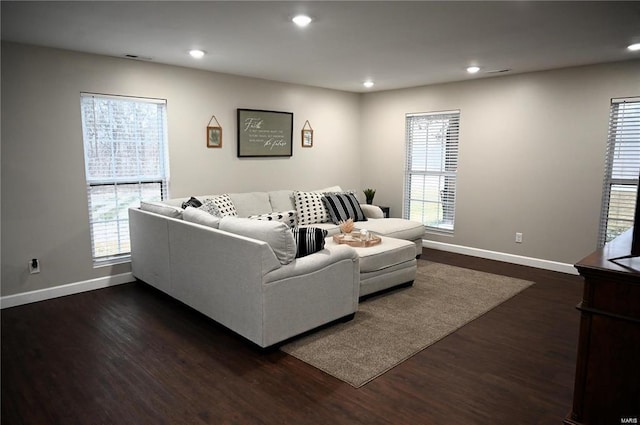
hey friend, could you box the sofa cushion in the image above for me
[292,227,328,258]
[294,191,330,226]
[362,218,425,241]
[360,204,384,219]
[183,206,220,228]
[268,190,295,212]
[248,210,297,228]
[351,237,416,273]
[324,235,415,273]
[140,201,183,219]
[219,217,296,265]
[229,192,272,217]
[199,194,237,217]
[322,192,368,224]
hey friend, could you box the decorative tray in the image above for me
[332,233,381,247]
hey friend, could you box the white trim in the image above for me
[406,109,460,117]
[1,242,577,309]
[1,272,135,309]
[422,240,579,275]
[612,96,639,104]
[81,92,166,104]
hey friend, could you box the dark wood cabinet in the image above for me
[566,229,640,425]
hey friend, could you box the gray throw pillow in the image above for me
[322,192,368,224]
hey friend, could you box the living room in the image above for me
[2,2,640,424]
[2,3,639,302]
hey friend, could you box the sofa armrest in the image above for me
[261,244,359,346]
[263,244,357,283]
[360,204,384,219]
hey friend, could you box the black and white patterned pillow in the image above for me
[292,227,328,258]
[198,194,238,217]
[322,192,368,224]
[198,198,219,216]
[248,210,297,228]
[294,191,330,226]
[214,194,237,216]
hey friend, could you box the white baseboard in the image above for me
[422,240,579,275]
[1,242,576,309]
[1,272,135,309]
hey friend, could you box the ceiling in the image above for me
[2,1,640,93]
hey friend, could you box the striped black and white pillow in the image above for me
[292,227,328,258]
[322,192,368,224]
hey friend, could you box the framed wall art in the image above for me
[207,115,222,148]
[237,109,293,157]
[301,120,313,147]
[207,126,222,148]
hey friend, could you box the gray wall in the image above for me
[360,60,640,264]
[3,40,640,298]
[1,42,361,297]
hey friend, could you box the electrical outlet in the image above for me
[515,232,523,243]
[29,258,40,274]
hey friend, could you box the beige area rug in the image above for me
[280,261,534,388]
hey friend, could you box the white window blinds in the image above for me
[599,97,640,246]
[80,93,169,263]
[404,110,460,233]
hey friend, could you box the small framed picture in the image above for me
[207,126,222,148]
[302,129,313,147]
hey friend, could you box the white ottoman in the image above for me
[325,235,417,298]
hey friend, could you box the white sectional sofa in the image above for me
[129,187,425,348]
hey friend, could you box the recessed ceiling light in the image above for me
[466,66,481,74]
[189,49,205,59]
[628,43,640,51]
[363,80,375,88]
[292,15,312,27]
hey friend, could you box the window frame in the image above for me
[404,110,460,234]
[80,93,169,265]
[598,97,640,247]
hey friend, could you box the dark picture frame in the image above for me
[207,126,222,148]
[237,109,293,157]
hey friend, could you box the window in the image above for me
[404,110,460,233]
[80,93,169,264]
[599,97,640,246]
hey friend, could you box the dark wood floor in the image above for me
[2,249,584,425]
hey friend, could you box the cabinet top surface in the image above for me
[576,229,640,277]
